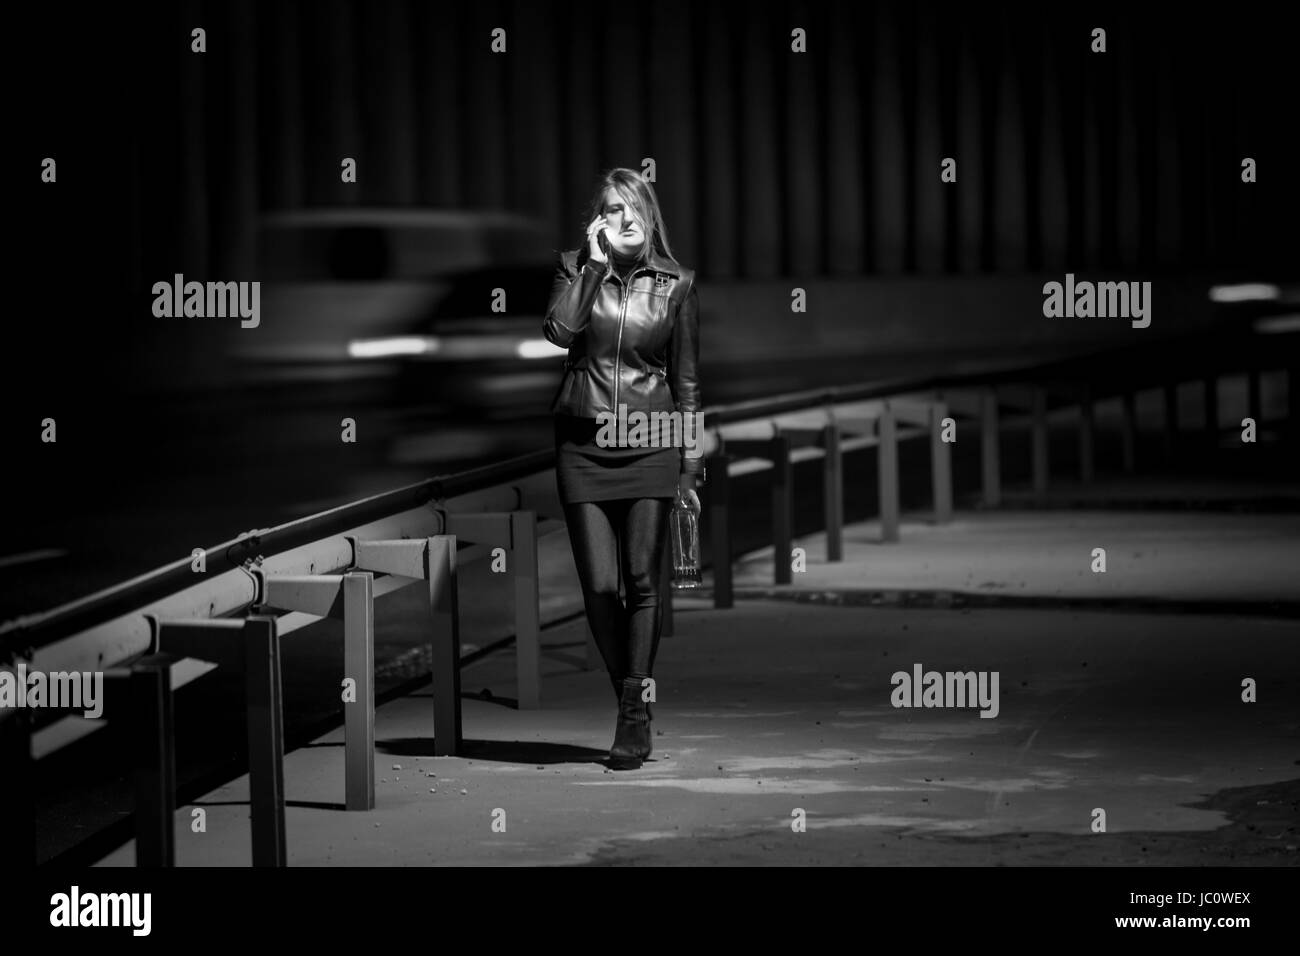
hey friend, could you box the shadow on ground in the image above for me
[377,737,609,765]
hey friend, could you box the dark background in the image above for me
[5,0,1297,603]
[5,0,1298,870]
[122,1,1300,279]
[13,0,1298,387]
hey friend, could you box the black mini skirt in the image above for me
[553,414,679,504]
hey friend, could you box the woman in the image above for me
[542,168,704,770]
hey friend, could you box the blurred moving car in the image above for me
[231,208,567,417]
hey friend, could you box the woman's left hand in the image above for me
[678,474,701,514]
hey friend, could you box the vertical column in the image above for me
[1032,387,1049,497]
[125,656,176,867]
[511,511,541,710]
[708,453,732,608]
[878,406,899,543]
[1289,366,1299,434]
[1203,374,1218,445]
[981,388,1001,507]
[823,422,844,560]
[929,401,952,524]
[148,616,287,864]
[1247,368,1262,426]
[1163,381,1179,459]
[343,571,375,811]
[1120,392,1137,473]
[243,616,286,867]
[1078,385,1095,483]
[0,707,35,866]
[426,536,462,754]
[772,434,793,583]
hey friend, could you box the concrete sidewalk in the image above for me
[731,510,1300,607]
[96,509,1300,866]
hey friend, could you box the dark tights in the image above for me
[562,496,672,682]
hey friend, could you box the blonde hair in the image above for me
[585,168,676,267]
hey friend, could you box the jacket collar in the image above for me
[577,244,680,278]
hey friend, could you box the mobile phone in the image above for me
[597,227,611,257]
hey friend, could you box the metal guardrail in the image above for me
[2,325,1294,866]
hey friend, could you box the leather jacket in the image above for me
[543,244,703,476]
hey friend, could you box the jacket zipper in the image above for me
[611,267,638,412]
[608,262,669,412]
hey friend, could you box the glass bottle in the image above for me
[669,487,701,588]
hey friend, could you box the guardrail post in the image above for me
[256,572,374,811]
[877,405,899,542]
[1120,392,1137,474]
[1078,384,1095,483]
[352,536,462,756]
[134,655,175,867]
[342,572,375,810]
[823,421,844,560]
[1031,387,1048,497]
[242,615,286,867]
[510,511,541,710]
[246,571,377,809]
[772,434,793,583]
[707,453,732,608]
[438,511,536,707]
[929,401,952,524]
[0,706,36,866]
[660,535,675,637]
[151,616,287,865]
[425,537,463,752]
[257,572,375,810]
[981,388,1001,508]
[105,654,176,867]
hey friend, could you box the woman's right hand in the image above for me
[586,215,610,263]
